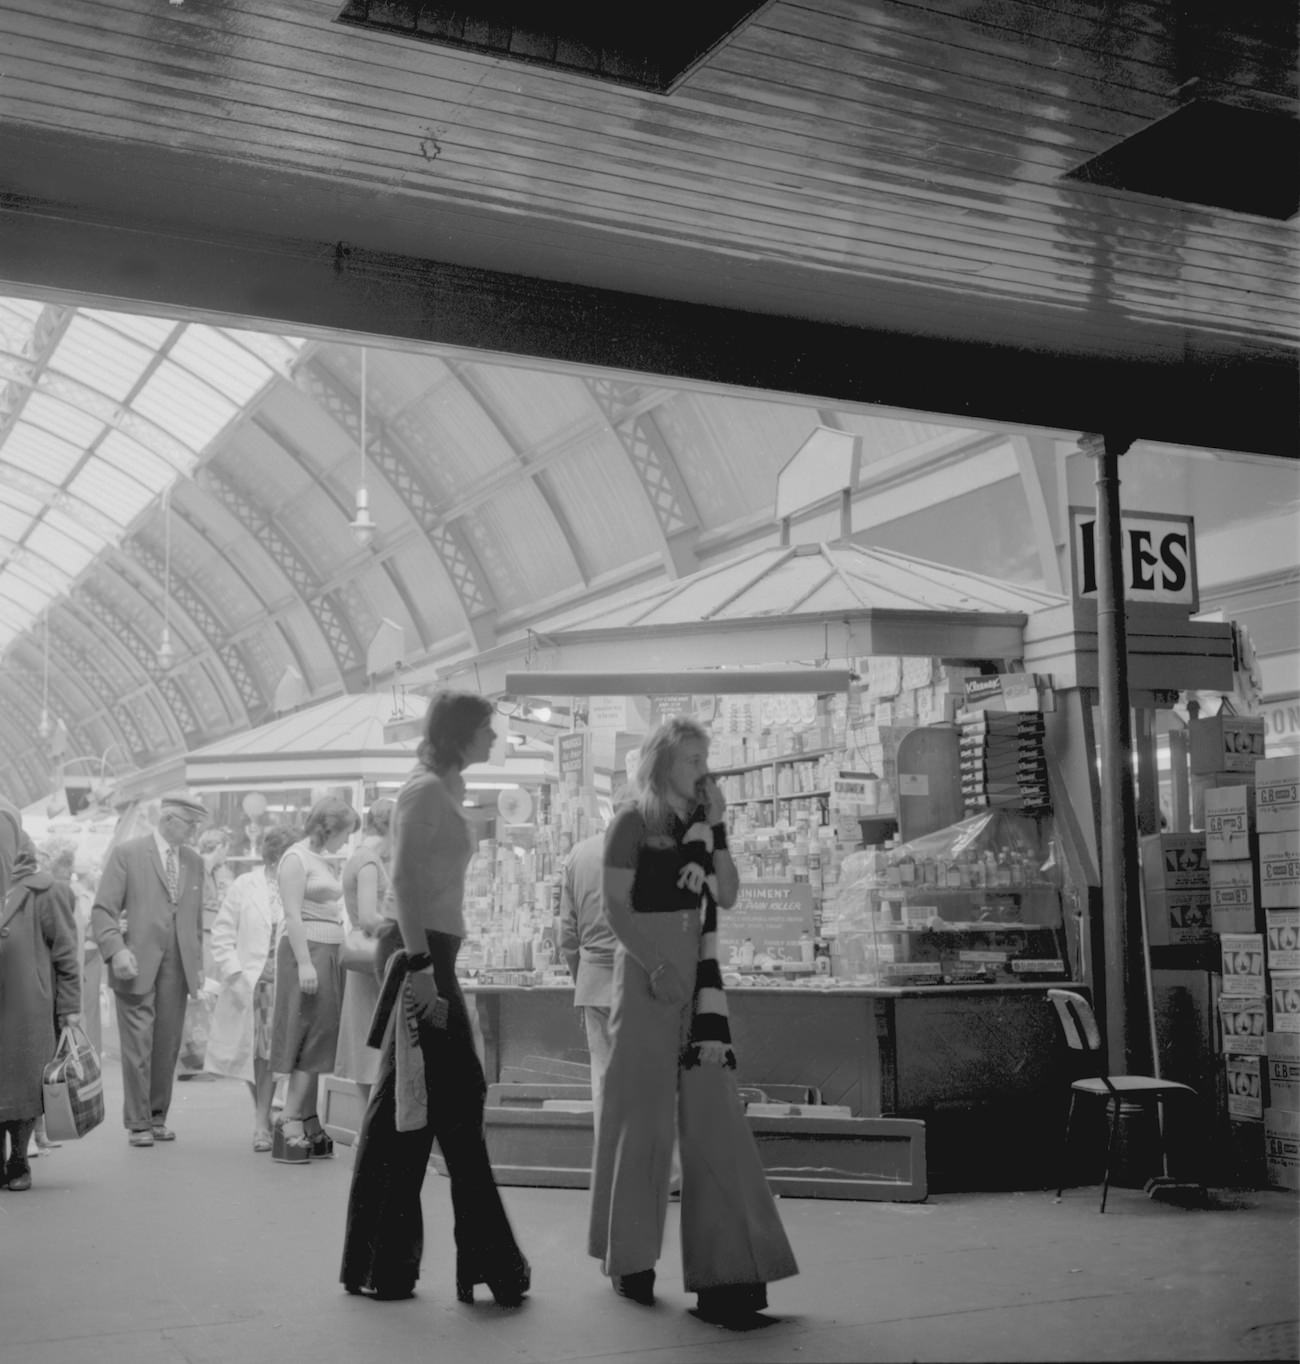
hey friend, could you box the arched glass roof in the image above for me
[0,297,303,645]
[0,293,1295,808]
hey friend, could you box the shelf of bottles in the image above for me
[823,811,1070,986]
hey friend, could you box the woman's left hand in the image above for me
[699,774,726,825]
[696,1040,729,1066]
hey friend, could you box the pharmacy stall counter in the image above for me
[462,977,1073,1191]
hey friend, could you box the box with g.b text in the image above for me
[1204,785,1254,860]
[1256,755,1300,834]
[1260,831,1300,908]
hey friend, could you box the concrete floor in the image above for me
[1,1064,1296,1364]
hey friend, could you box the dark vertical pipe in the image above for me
[1134,708,1160,836]
[1168,729,1190,832]
[1086,432,1152,1075]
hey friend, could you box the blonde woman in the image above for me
[588,717,797,1324]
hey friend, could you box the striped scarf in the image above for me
[679,819,735,1071]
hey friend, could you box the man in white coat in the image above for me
[203,824,297,1151]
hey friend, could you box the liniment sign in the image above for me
[1069,508,1197,609]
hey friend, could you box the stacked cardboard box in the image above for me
[1190,714,1265,828]
[1258,754,1300,1191]
[1140,832,1211,947]
[957,711,1050,816]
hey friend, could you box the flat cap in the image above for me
[159,791,208,819]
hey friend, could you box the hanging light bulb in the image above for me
[158,485,175,667]
[350,347,376,548]
[38,607,52,739]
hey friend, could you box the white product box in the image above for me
[1260,831,1300,908]
[1256,755,1300,834]
[1264,1127,1300,1191]
[1189,714,1266,774]
[1269,971,1300,1034]
[1226,1054,1263,1121]
[1219,995,1268,1054]
[1141,833,1209,891]
[1204,785,1254,860]
[1265,909,1300,972]
[1220,934,1266,996]
[1265,1046,1300,1114]
[1209,860,1257,928]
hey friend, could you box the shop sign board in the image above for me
[587,695,650,732]
[719,880,815,966]
[1068,508,1198,611]
[555,731,589,786]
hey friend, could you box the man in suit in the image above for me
[92,792,209,1146]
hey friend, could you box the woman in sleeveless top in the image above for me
[340,691,529,1305]
[334,798,395,1105]
[270,795,359,1164]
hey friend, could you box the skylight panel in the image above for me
[7,551,70,595]
[0,505,31,541]
[26,523,97,579]
[44,505,106,554]
[171,326,272,402]
[2,423,83,483]
[53,492,123,543]
[225,328,304,374]
[66,459,155,527]
[83,308,177,349]
[0,482,44,518]
[132,360,238,453]
[0,580,33,611]
[98,428,180,493]
[52,316,155,402]
[22,390,105,447]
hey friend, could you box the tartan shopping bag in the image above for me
[42,1023,105,1141]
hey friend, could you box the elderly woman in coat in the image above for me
[203,824,298,1152]
[0,832,81,1191]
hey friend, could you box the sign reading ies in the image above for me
[1069,508,1197,611]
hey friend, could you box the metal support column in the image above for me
[1084,431,1153,1076]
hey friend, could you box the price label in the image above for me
[1011,958,1065,973]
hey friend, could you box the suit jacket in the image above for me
[92,833,204,997]
[558,832,616,1008]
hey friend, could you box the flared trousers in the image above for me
[587,910,798,1292]
[339,929,526,1296]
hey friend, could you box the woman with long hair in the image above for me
[204,823,298,1151]
[269,795,359,1164]
[340,691,529,1306]
[588,716,797,1324]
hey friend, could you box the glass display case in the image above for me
[824,809,1071,985]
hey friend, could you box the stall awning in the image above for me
[184,690,427,787]
[430,541,1066,695]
